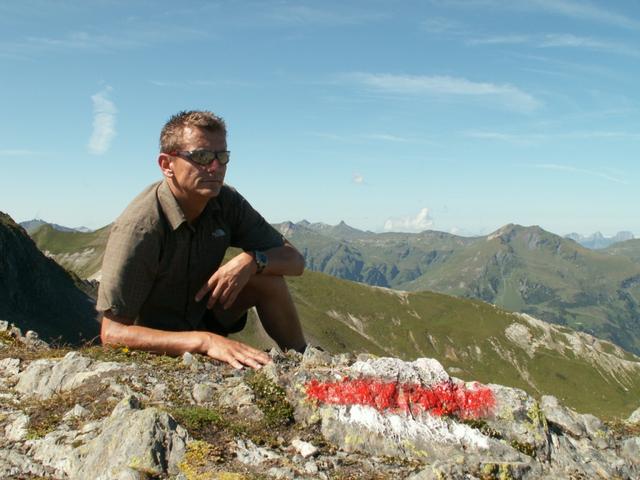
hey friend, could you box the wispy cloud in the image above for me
[150,79,255,88]
[352,173,365,185]
[439,0,640,30]
[468,130,640,144]
[345,73,540,113]
[360,133,411,143]
[0,23,207,58]
[384,208,434,232]
[468,33,640,57]
[0,149,40,156]
[88,86,117,155]
[421,17,466,34]
[530,163,628,184]
[264,4,386,26]
[525,0,640,30]
[311,132,415,143]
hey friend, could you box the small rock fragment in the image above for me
[291,438,318,458]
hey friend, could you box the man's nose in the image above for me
[205,159,225,172]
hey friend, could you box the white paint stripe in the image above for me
[337,405,490,450]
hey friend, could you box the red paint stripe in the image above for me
[306,378,495,419]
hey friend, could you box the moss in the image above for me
[526,401,547,430]
[462,418,502,439]
[605,418,640,440]
[170,406,223,437]
[499,463,514,480]
[178,440,225,480]
[509,439,536,458]
[245,371,294,427]
[82,345,186,370]
[24,380,114,439]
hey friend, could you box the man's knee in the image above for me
[246,273,289,298]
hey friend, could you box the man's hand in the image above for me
[101,312,271,370]
[201,332,271,369]
[195,252,256,310]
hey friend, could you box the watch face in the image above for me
[255,250,267,272]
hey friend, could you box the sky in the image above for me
[1,0,639,237]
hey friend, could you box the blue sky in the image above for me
[1,0,639,236]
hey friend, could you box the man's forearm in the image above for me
[101,314,205,356]
[261,241,305,276]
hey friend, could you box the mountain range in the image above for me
[20,218,92,235]
[565,230,635,249]
[274,220,640,355]
[23,219,640,356]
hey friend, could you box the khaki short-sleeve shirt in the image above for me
[96,180,284,331]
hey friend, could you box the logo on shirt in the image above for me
[212,228,226,238]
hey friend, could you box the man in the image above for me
[98,110,306,369]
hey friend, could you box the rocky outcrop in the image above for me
[0,212,99,344]
[1,325,638,479]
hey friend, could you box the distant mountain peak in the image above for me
[564,231,635,250]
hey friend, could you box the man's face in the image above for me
[170,126,228,199]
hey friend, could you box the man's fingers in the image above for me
[222,286,240,310]
[195,273,219,302]
[207,282,226,309]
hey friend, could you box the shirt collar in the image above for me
[157,180,221,231]
[157,180,188,231]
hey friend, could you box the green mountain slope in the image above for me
[276,222,640,355]
[233,269,640,419]
[605,238,640,264]
[30,223,111,280]
[0,212,99,344]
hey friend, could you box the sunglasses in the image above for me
[168,149,230,166]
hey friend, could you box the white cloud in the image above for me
[467,130,640,144]
[384,208,434,232]
[352,173,364,185]
[88,86,117,155]
[525,0,640,30]
[361,133,410,143]
[265,4,386,26]
[347,73,540,113]
[441,0,640,30]
[0,149,39,156]
[531,163,628,184]
[468,33,640,57]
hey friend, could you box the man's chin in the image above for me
[197,184,223,198]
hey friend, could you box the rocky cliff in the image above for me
[1,322,638,480]
[0,212,99,344]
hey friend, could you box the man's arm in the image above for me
[196,240,304,310]
[100,312,271,369]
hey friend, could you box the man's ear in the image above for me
[158,153,174,178]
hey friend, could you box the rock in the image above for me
[218,379,254,409]
[302,346,332,367]
[63,404,90,421]
[182,352,199,371]
[628,406,640,424]
[150,382,168,401]
[192,382,216,404]
[23,330,49,349]
[291,438,318,458]
[0,357,21,376]
[0,449,51,478]
[236,439,281,465]
[70,395,189,478]
[16,352,122,399]
[621,437,640,465]
[3,412,29,441]
[541,395,586,438]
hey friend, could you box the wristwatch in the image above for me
[253,250,268,274]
